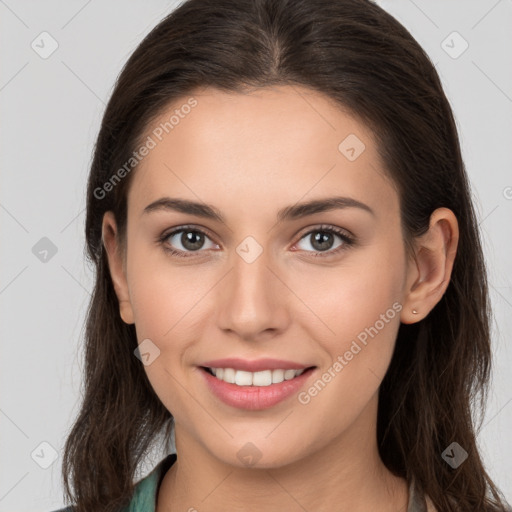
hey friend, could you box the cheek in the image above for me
[127,262,198,415]
[126,245,201,339]
[125,248,212,398]
[293,250,403,341]
[290,249,404,398]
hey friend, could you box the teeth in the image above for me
[209,367,306,386]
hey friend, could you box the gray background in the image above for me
[1,1,511,510]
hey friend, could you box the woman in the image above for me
[54,0,511,510]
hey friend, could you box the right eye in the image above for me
[159,226,219,258]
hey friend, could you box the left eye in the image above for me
[294,226,354,255]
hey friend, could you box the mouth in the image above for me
[198,365,317,410]
[200,366,316,386]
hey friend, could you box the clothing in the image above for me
[51,452,434,511]
[119,453,177,511]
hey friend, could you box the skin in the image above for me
[102,85,457,512]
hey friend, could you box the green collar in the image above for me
[121,453,177,512]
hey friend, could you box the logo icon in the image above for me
[134,338,161,366]
[31,32,59,59]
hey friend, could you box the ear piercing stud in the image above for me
[412,309,418,314]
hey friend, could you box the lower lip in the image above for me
[199,367,316,410]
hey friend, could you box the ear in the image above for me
[101,211,135,325]
[400,207,459,325]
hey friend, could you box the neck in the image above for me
[157,394,409,512]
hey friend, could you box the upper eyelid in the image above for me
[296,224,353,240]
[162,224,218,243]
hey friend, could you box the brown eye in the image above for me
[295,225,355,257]
[160,226,218,257]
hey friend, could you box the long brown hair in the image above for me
[61,0,509,510]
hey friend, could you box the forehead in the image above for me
[128,85,398,220]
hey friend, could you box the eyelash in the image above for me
[157,224,356,259]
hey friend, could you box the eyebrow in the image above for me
[142,195,375,223]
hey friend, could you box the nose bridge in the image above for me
[231,247,272,299]
[216,241,289,339]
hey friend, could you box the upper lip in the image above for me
[200,358,314,372]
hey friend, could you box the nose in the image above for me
[215,249,291,342]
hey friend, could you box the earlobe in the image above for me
[401,207,459,325]
[119,300,135,325]
[101,211,135,325]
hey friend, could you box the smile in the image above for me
[204,367,306,386]
[199,365,317,410]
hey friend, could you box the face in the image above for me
[104,85,415,469]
